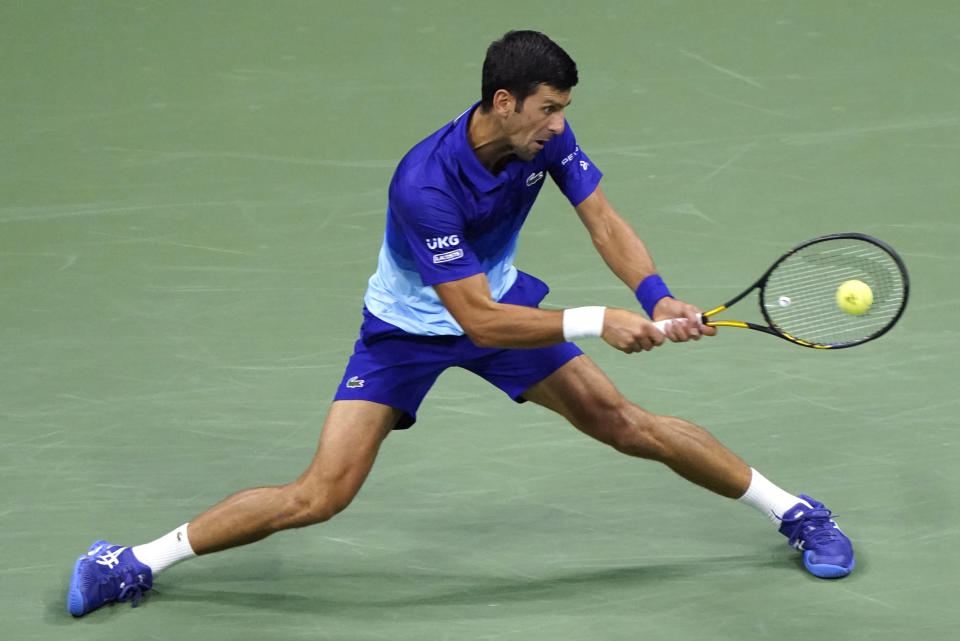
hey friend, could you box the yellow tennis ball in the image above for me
[836,279,873,315]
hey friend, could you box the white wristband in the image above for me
[562,306,607,341]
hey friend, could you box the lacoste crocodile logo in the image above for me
[346,376,365,389]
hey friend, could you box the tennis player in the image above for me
[67,30,853,616]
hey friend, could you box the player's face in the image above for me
[504,84,571,161]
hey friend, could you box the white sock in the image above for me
[738,468,811,526]
[132,523,196,575]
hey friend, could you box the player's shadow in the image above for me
[152,547,791,615]
[47,544,855,620]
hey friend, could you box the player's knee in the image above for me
[603,403,667,460]
[291,496,341,527]
[281,482,355,528]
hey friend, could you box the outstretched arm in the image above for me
[434,273,667,354]
[574,187,715,339]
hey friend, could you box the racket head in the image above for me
[757,233,909,348]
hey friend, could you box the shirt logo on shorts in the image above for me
[433,249,463,264]
[425,235,460,250]
[346,376,365,388]
[526,170,544,187]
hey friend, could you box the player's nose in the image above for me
[547,112,565,134]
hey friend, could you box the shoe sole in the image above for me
[67,540,112,616]
[804,553,855,579]
[66,555,88,616]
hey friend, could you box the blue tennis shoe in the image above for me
[67,540,153,616]
[779,495,854,578]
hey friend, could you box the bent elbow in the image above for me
[462,324,497,348]
[589,224,615,252]
[467,331,499,348]
[459,316,501,348]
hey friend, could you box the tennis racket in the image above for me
[653,232,909,349]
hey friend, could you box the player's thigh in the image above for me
[522,354,647,444]
[296,400,401,497]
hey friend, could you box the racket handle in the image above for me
[653,314,703,333]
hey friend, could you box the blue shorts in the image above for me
[333,272,583,429]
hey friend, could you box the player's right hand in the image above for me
[601,308,667,353]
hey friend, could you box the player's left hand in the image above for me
[651,297,717,342]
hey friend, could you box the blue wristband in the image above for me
[635,274,673,317]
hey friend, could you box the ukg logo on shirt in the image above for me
[425,235,460,250]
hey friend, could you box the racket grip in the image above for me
[653,314,703,333]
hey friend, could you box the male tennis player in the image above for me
[67,30,853,616]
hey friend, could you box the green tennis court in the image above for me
[2,1,958,639]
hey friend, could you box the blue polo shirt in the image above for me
[364,102,603,336]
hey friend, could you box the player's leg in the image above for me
[67,399,400,616]
[184,399,400,554]
[519,354,854,578]
[522,354,752,496]
[68,314,458,616]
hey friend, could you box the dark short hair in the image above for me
[481,30,578,111]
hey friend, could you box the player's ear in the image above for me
[492,89,516,118]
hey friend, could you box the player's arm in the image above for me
[573,187,715,339]
[434,272,665,353]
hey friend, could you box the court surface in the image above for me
[2,1,958,639]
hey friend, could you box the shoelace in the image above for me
[113,571,149,608]
[783,507,842,547]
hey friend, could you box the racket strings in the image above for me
[762,239,906,346]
